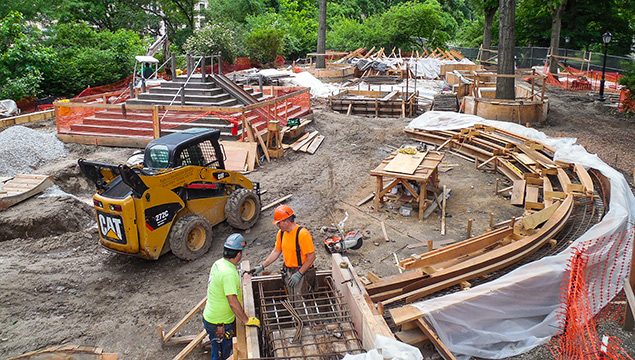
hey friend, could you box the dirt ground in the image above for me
[0,84,634,360]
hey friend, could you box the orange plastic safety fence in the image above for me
[56,103,212,137]
[618,89,635,113]
[549,228,635,360]
[210,87,311,139]
[543,63,624,94]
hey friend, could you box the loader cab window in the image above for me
[146,145,170,169]
[179,140,221,168]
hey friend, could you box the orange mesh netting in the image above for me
[549,228,635,360]
[210,87,311,139]
[543,63,624,94]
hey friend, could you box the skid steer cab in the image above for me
[78,128,261,260]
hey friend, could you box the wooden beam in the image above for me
[240,261,260,358]
[261,194,292,211]
[510,180,526,205]
[160,298,206,344]
[416,318,457,360]
[172,330,207,360]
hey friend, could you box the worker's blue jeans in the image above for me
[202,317,234,360]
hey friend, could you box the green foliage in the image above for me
[0,68,43,100]
[55,0,161,35]
[183,23,238,62]
[41,23,145,96]
[203,0,268,23]
[245,28,285,64]
[329,0,456,51]
[0,11,53,100]
[327,17,366,51]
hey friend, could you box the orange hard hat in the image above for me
[273,205,294,224]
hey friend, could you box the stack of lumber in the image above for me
[286,130,325,154]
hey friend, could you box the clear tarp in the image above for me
[405,111,635,359]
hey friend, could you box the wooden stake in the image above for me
[381,221,390,242]
[261,194,292,211]
[490,213,494,228]
[441,185,447,235]
[495,178,499,194]
[427,240,434,252]
[467,219,473,238]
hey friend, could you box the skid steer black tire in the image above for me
[168,215,213,260]
[226,188,261,230]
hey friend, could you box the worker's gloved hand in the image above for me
[245,317,260,328]
[250,264,265,275]
[287,271,303,287]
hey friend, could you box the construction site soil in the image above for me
[1,85,634,359]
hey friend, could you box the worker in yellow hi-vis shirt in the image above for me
[202,233,260,360]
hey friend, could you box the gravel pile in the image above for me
[0,126,67,177]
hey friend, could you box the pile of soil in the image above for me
[0,84,633,360]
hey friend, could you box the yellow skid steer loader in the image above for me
[79,128,260,260]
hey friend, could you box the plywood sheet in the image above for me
[383,153,425,174]
[223,148,248,171]
[510,179,526,206]
[221,141,257,171]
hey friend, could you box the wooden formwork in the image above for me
[439,64,483,78]
[461,72,549,124]
[328,89,418,118]
[303,63,356,81]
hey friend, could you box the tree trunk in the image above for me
[482,6,497,65]
[316,0,327,69]
[548,0,568,74]
[496,0,516,100]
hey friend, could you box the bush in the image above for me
[182,23,238,63]
[0,68,43,100]
[245,28,285,64]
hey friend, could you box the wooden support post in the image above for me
[427,240,433,252]
[381,221,390,242]
[467,219,473,238]
[441,185,447,235]
[490,213,494,228]
[495,178,499,194]
[152,105,160,139]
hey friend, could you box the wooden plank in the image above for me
[416,318,457,360]
[383,152,426,174]
[0,175,54,210]
[240,261,260,359]
[221,141,257,171]
[293,131,318,151]
[525,186,539,206]
[381,90,399,101]
[510,179,526,205]
[172,330,207,360]
[306,135,325,155]
[441,185,447,235]
[331,254,394,350]
[298,137,314,152]
[289,132,310,148]
[261,194,292,211]
[223,148,248,171]
[395,328,428,345]
[520,202,559,230]
[574,163,594,195]
[424,188,451,219]
[160,297,206,343]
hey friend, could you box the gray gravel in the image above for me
[0,125,67,177]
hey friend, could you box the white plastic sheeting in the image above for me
[258,68,341,98]
[405,112,635,359]
[342,335,423,360]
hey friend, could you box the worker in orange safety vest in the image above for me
[250,205,317,301]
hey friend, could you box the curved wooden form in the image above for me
[365,124,602,343]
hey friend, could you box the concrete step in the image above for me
[160,81,220,90]
[125,98,239,107]
[70,123,154,137]
[135,92,232,103]
[149,87,224,97]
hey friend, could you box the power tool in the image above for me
[324,231,363,253]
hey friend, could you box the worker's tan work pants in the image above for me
[284,266,317,304]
